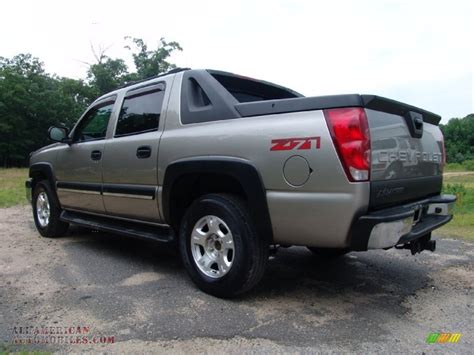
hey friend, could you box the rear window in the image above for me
[209,72,300,103]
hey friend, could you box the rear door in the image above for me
[56,98,116,212]
[101,81,169,222]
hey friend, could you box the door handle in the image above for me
[91,150,102,161]
[136,146,152,159]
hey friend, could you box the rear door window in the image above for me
[115,87,165,137]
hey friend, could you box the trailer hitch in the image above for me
[396,234,436,255]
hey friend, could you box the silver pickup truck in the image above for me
[26,68,456,297]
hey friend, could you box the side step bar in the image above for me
[60,210,175,243]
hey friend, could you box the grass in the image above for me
[444,163,466,172]
[445,160,474,172]
[437,173,474,241]
[0,168,29,208]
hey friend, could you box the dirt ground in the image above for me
[1,205,473,353]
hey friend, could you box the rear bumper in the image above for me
[350,194,456,250]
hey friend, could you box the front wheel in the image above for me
[179,194,268,298]
[32,180,69,238]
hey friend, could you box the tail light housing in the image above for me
[324,107,371,182]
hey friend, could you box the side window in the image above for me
[115,89,164,137]
[74,102,114,142]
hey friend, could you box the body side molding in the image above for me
[56,181,157,200]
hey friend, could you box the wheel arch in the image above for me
[29,163,59,201]
[162,157,273,243]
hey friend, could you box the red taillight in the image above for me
[324,107,371,182]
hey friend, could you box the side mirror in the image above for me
[48,126,70,143]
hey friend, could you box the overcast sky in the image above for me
[1,0,472,122]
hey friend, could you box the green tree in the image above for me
[85,37,182,96]
[441,114,474,163]
[0,37,182,166]
[125,37,182,80]
[87,57,129,97]
[0,54,88,166]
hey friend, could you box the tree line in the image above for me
[0,37,472,167]
[0,37,182,167]
[440,114,474,164]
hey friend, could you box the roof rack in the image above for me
[118,67,191,89]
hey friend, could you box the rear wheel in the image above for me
[32,180,69,238]
[307,247,349,259]
[179,193,268,298]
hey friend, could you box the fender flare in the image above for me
[162,157,273,242]
[29,162,59,201]
[29,162,56,184]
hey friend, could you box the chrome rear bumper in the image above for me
[350,194,456,250]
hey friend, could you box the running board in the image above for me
[60,210,175,243]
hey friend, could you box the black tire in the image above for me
[32,180,69,238]
[179,193,268,298]
[307,247,349,259]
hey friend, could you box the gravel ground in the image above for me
[0,205,473,353]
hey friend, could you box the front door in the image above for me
[55,98,116,213]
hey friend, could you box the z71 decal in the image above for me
[271,136,321,151]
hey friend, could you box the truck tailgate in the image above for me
[367,108,444,209]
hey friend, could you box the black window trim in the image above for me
[125,82,165,98]
[114,127,159,139]
[113,82,166,138]
[72,97,116,144]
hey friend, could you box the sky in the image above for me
[1,0,472,122]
